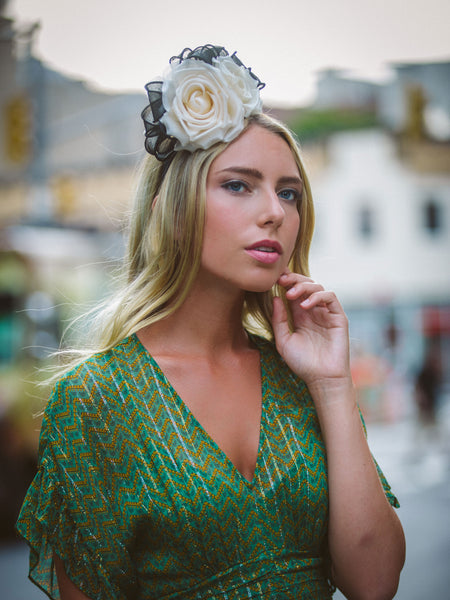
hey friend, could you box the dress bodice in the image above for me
[16,334,398,599]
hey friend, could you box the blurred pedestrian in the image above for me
[414,342,442,439]
[16,44,405,599]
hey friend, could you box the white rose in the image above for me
[160,58,260,152]
[214,56,262,117]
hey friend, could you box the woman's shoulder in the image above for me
[47,335,144,410]
[40,335,146,444]
[58,334,140,381]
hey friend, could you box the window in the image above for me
[357,204,375,240]
[423,198,442,235]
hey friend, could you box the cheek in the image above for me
[204,204,240,239]
[288,212,301,248]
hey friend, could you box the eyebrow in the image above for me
[218,167,303,188]
[219,167,263,179]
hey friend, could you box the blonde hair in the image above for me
[63,113,315,362]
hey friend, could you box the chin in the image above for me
[243,281,278,294]
[241,272,282,293]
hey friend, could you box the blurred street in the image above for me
[337,399,450,600]
[1,400,449,599]
[1,4,449,599]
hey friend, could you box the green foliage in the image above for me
[290,108,378,141]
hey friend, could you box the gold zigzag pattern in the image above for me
[16,333,398,600]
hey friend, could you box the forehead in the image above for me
[210,124,299,174]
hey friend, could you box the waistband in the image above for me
[163,551,333,599]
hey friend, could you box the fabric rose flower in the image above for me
[160,56,262,152]
[141,45,265,160]
[217,56,262,116]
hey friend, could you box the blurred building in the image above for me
[308,62,450,420]
[0,15,145,369]
[314,68,380,111]
[0,14,150,533]
[379,61,450,139]
[315,62,450,139]
[0,9,449,428]
[0,15,145,228]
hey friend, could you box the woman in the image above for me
[17,45,405,599]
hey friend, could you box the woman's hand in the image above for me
[272,270,351,390]
[273,271,406,597]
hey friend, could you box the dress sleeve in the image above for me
[15,380,137,600]
[358,407,400,509]
[372,455,400,508]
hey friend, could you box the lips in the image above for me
[245,240,282,264]
[246,240,282,254]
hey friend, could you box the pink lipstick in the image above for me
[245,240,282,264]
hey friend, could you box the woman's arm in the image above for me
[273,271,405,600]
[308,379,405,599]
[54,555,94,600]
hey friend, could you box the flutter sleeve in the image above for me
[358,408,400,509]
[373,456,400,508]
[16,377,137,600]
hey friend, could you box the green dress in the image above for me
[16,334,399,600]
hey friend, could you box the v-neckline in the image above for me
[132,332,267,487]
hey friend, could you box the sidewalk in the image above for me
[366,398,450,498]
[0,541,46,599]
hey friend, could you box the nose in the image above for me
[258,189,285,228]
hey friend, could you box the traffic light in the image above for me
[4,95,32,164]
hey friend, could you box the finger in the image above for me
[299,290,343,313]
[285,281,325,301]
[278,271,314,287]
[272,296,291,344]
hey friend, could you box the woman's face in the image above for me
[199,124,302,294]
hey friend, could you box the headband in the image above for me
[141,45,265,161]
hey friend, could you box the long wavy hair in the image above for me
[60,112,315,365]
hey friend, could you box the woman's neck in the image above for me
[138,282,250,358]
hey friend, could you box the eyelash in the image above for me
[222,180,249,194]
[279,189,301,203]
[222,180,301,203]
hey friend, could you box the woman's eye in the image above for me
[278,189,299,202]
[223,180,248,193]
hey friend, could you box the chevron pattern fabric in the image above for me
[16,333,398,599]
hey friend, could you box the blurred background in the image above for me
[0,0,449,598]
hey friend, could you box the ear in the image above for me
[152,195,159,210]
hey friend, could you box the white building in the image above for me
[308,129,450,398]
[310,129,450,304]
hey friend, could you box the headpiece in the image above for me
[141,45,265,161]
